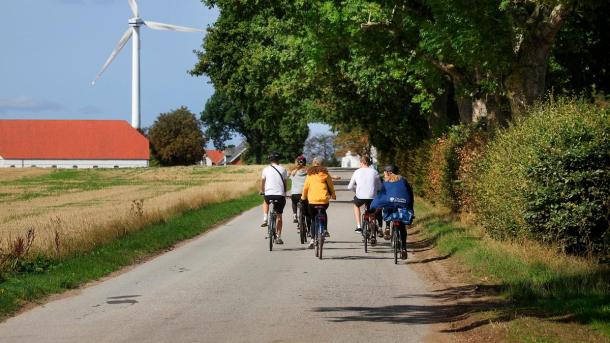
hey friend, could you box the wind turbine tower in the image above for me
[92,0,204,129]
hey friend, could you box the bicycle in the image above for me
[297,201,308,244]
[312,206,327,259]
[389,220,404,264]
[266,199,280,251]
[360,206,378,253]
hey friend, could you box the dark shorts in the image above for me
[353,196,373,210]
[264,195,286,214]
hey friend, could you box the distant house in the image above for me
[203,149,225,166]
[224,142,247,165]
[202,142,247,166]
[0,120,149,168]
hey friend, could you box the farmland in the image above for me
[0,166,261,258]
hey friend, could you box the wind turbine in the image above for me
[92,0,204,129]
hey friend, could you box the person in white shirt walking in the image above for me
[347,155,382,232]
[260,152,288,244]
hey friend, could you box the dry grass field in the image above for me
[0,166,261,258]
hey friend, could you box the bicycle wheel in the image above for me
[369,218,377,245]
[314,216,319,258]
[268,207,275,252]
[319,230,324,260]
[362,219,369,253]
[298,205,306,244]
[318,215,325,260]
[393,224,399,264]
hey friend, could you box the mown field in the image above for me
[0,166,261,258]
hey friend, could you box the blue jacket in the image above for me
[370,178,414,211]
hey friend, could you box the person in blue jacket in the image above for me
[370,165,414,259]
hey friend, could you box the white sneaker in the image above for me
[308,240,315,249]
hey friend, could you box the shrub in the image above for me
[472,98,610,255]
[396,140,432,198]
[397,123,489,212]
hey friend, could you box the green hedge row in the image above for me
[397,98,610,256]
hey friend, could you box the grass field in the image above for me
[0,166,261,259]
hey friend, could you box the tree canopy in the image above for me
[148,107,205,166]
[193,0,609,160]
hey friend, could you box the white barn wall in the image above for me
[0,159,148,169]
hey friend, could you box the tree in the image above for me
[304,134,336,163]
[148,107,205,166]
[191,1,310,163]
[201,91,243,151]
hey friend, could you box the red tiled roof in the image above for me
[0,120,149,160]
[205,149,225,165]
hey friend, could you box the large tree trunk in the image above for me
[451,80,509,126]
[504,4,571,115]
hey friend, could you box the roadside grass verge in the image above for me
[413,199,610,341]
[0,192,261,321]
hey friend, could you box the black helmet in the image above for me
[268,152,280,162]
[296,155,306,165]
[383,164,399,174]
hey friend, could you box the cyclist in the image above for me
[370,165,414,259]
[347,155,382,233]
[301,157,336,249]
[260,152,288,244]
[289,155,309,230]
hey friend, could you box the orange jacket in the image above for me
[301,167,336,205]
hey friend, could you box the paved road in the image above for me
[0,169,442,343]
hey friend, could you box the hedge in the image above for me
[472,99,610,255]
[397,98,609,256]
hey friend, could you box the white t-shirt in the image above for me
[348,167,382,199]
[262,164,288,196]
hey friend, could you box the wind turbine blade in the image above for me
[143,21,204,33]
[91,28,133,85]
[128,0,139,17]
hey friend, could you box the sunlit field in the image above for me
[0,166,261,257]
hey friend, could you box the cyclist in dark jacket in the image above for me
[370,165,414,259]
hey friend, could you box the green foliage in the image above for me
[148,107,206,166]
[472,99,610,255]
[201,92,241,150]
[395,141,431,199]
[192,1,310,163]
[548,1,610,96]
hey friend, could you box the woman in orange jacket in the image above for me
[301,157,336,248]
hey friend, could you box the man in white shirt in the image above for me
[347,155,382,232]
[260,152,288,244]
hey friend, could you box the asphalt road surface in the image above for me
[0,168,444,343]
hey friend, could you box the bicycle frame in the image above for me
[360,205,378,253]
[267,200,279,252]
[297,201,308,244]
[313,207,327,259]
[390,220,407,264]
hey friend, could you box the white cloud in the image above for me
[0,96,64,114]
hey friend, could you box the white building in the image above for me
[341,151,361,168]
[0,120,149,168]
[340,147,378,168]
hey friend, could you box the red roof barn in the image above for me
[0,120,149,168]
[204,149,225,166]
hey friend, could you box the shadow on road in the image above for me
[325,255,393,260]
[312,285,507,331]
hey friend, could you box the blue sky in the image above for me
[0,0,330,146]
